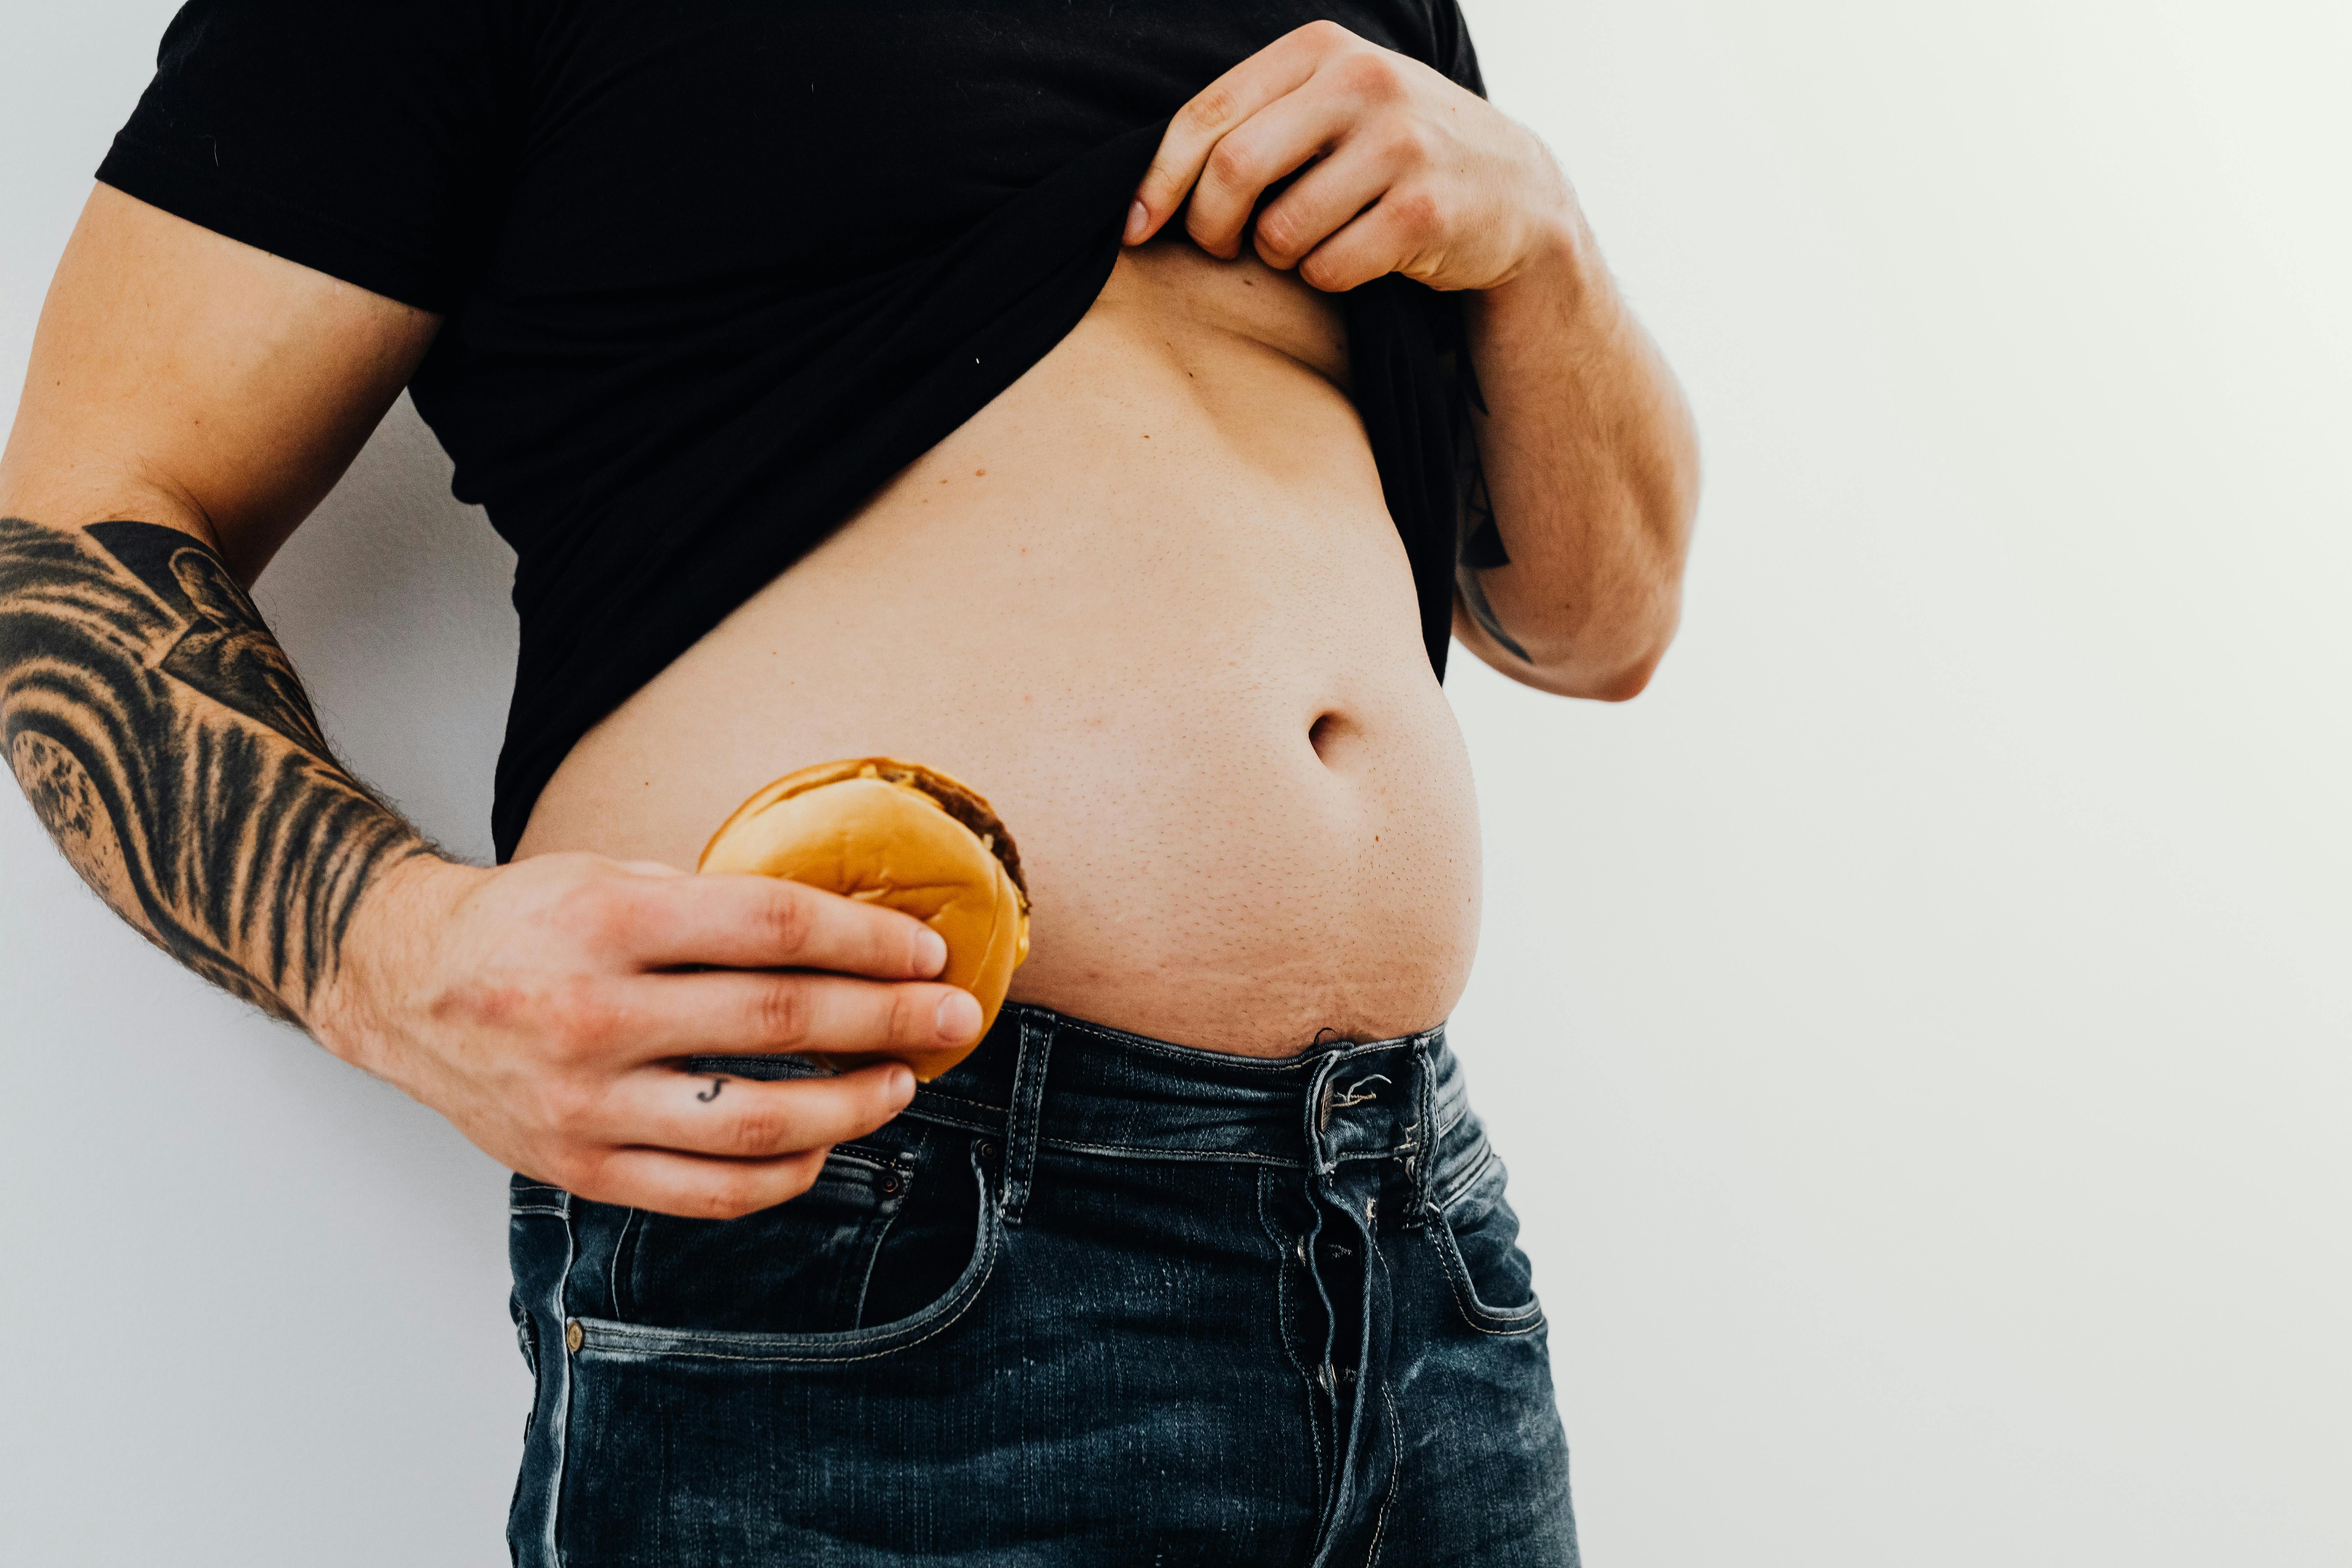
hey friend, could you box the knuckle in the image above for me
[542,1146,602,1196]
[1339,50,1406,102]
[756,886,816,959]
[1204,136,1256,189]
[1380,120,1433,167]
[889,984,938,1045]
[778,1152,827,1202]
[1187,85,1240,133]
[536,1077,599,1140]
[706,1158,814,1220]
[1301,18,1352,49]
[1255,208,1307,261]
[722,1098,798,1158]
[752,980,811,1046]
[545,975,622,1054]
[553,877,631,947]
[1389,186,1444,236]
[1183,205,1223,253]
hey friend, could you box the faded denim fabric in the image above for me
[507,1003,1578,1566]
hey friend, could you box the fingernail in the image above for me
[1124,200,1149,244]
[913,927,948,975]
[885,1064,916,1102]
[935,990,982,1042]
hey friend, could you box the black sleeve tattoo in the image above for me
[0,516,429,1023]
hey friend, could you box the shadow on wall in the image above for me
[253,392,518,866]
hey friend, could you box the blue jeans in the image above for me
[507,1003,1579,1565]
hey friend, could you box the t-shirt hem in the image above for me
[95,133,458,314]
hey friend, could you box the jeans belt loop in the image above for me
[997,1010,1055,1227]
[1304,1051,1346,1182]
[1403,1034,1436,1228]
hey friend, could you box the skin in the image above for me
[1127,22,1698,698]
[0,23,1696,1220]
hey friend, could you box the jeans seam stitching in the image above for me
[544,1189,576,1565]
[1428,1211,1545,1336]
[1434,1140,1498,1212]
[572,1148,1001,1364]
[576,1224,993,1364]
[1366,1381,1404,1567]
[607,1207,636,1323]
[1042,1137,1304,1167]
[847,1153,916,1328]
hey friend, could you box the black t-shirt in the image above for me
[98,0,1508,860]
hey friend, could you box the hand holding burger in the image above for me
[700,758,1032,1081]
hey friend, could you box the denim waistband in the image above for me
[688,1001,1466,1178]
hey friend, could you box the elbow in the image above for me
[1524,584,1681,702]
[1574,491,1693,701]
[1584,652,1661,702]
[1553,632,1669,702]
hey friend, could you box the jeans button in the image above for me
[564,1320,584,1354]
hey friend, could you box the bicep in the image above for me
[0,183,440,583]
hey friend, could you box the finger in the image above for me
[1128,23,1339,244]
[1181,83,1360,262]
[618,872,949,979]
[555,1145,835,1220]
[1295,182,1444,295]
[1247,128,1400,273]
[607,969,984,1064]
[606,1060,916,1160]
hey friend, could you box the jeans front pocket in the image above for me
[573,1128,1002,1364]
[1426,1120,1547,1337]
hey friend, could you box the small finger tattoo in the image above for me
[696,1077,726,1102]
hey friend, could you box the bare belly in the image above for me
[514,237,1482,1056]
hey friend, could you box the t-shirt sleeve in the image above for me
[94,0,520,313]
[1433,0,1487,98]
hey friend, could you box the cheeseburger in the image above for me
[698,758,1031,1080]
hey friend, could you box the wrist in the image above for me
[1497,198,1597,300]
[308,850,484,1080]
[1475,177,1620,350]
[1494,121,1586,273]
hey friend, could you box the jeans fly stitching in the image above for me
[1259,1167,1330,1506]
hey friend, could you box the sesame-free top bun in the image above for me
[698,758,1031,1081]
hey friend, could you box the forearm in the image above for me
[0,511,434,1024]
[1460,206,1700,699]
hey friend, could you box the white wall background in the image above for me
[3,1,2345,1563]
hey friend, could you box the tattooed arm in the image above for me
[0,515,428,1019]
[0,187,979,1217]
[0,184,441,1022]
